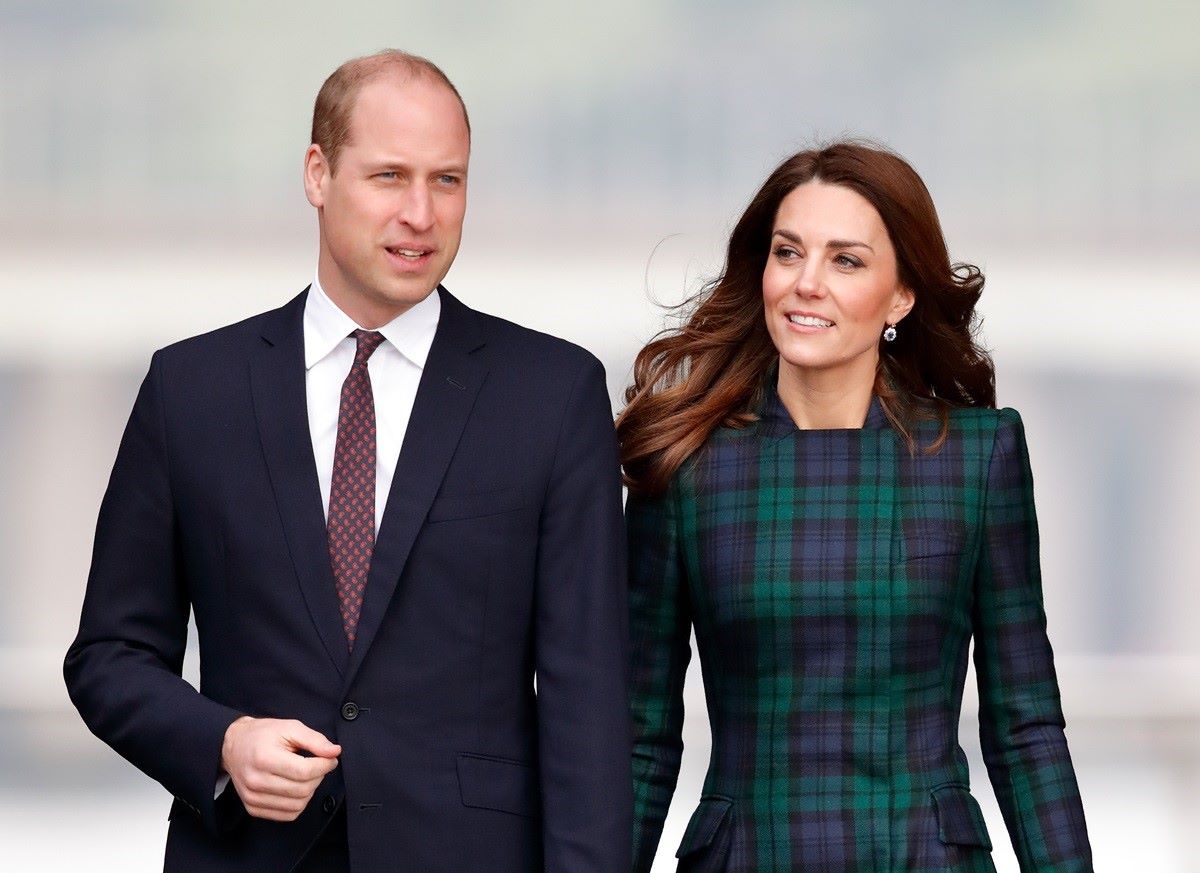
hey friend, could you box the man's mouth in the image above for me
[385,246,433,260]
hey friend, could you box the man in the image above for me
[64,50,631,872]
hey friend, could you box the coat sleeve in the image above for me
[63,352,243,836]
[972,409,1093,872]
[534,354,633,873]
[627,474,693,873]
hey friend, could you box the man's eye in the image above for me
[438,175,461,186]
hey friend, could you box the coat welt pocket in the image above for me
[456,752,540,818]
[931,784,993,850]
[427,488,526,523]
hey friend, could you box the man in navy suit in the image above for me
[64,50,631,872]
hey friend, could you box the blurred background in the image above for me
[1,0,1197,869]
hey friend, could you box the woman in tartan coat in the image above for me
[618,142,1092,872]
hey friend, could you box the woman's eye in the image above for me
[774,246,800,260]
[835,254,863,268]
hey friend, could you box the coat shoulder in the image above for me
[943,405,1022,432]
[153,300,293,368]
[930,407,1027,470]
[931,406,1026,448]
[474,308,599,368]
[467,305,606,390]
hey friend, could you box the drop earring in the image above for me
[883,323,898,342]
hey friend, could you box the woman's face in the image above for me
[762,180,913,383]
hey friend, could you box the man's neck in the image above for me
[315,268,428,330]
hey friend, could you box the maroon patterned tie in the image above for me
[328,329,387,649]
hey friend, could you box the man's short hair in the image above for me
[311,49,470,174]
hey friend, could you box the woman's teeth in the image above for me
[787,314,833,327]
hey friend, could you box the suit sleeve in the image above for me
[63,352,243,836]
[972,409,1093,872]
[627,475,692,873]
[534,355,632,873]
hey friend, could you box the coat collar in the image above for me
[756,384,890,439]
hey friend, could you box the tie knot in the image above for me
[351,329,386,366]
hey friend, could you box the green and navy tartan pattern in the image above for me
[628,392,1092,872]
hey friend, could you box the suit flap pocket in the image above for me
[931,784,992,849]
[428,487,526,523]
[457,753,540,818]
[675,795,733,858]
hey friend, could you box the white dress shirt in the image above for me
[304,276,440,531]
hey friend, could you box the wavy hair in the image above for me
[618,141,995,496]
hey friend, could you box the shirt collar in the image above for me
[303,275,441,370]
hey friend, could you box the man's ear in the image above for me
[303,144,329,209]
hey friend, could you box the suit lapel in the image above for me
[342,288,488,686]
[250,289,350,676]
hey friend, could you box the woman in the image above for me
[619,142,1093,872]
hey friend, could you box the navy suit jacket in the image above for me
[64,287,632,872]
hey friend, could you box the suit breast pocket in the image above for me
[413,488,536,612]
[427,487,528,523]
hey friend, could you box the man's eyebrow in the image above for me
[771,229,874,253]
[367,161,468,176]
[365,162,408,174]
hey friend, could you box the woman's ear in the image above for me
[889,285,915,324]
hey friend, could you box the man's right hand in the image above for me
[220,716,341,821]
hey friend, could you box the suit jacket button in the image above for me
[341,701,360,721]
[322,795,337,814]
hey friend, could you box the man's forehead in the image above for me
[348,72,468,137]
[333,76,470,171]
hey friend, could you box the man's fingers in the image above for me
[241,791,310,821]
[225,717,338,821]
[272,749,339,783]
[223,717,339,798]
[240,770,323,800]
[236,764,329,822]
[282,722,341,760]
[245,807,300,822]
[242,789,308,812]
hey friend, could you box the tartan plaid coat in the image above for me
[628,391,1093,872]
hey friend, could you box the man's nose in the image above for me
[399,184,435,233]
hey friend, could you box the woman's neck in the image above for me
[776,353,877,430]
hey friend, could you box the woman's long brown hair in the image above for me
[618,141,995,496]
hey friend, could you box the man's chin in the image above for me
[370,280,439,310]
